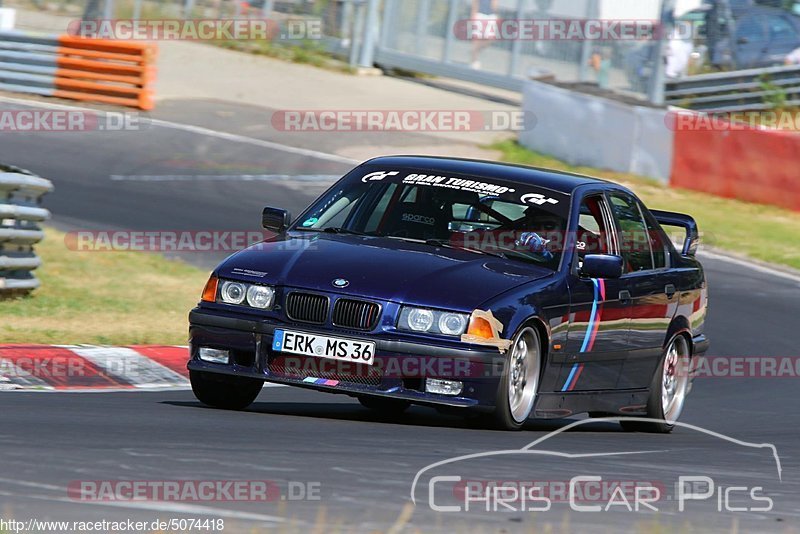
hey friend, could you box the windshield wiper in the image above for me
[322,227,372,236]
[292,227,371,236]
[423,239,507,259]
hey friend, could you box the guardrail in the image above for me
[0,165,54,298]
[665,65,800,113]
[0,30,156,110]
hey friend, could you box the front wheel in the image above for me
[190,370,264,410]
[621,335,691,433]
[491,326,542,430]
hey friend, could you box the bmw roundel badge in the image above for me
[332,278,349,288]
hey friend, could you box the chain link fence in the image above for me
[7,0,800,107]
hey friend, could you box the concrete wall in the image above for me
[518,79,673,183]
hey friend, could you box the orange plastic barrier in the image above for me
[54,35,157,110]
[671,126,800,212]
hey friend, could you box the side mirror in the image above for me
[262,207,291,234]
[581,254,624,279]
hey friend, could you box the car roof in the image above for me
[361,155,614,195]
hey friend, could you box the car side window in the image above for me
[576,194,613,261]
[642,210,669,270]
[737,16,766,42]
[609,193,654,273]
[768,15,797,41]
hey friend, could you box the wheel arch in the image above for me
[513,315,551,379]
[664,316,694,354]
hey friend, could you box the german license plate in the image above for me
[272,329,375,365]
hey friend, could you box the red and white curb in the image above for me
[0,345,190,391]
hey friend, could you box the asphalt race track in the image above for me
[1,98,798,532]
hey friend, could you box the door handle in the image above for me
[619,290,631,304]
[665,284,677,299]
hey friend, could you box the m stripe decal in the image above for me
[561,363,585,392]
[564,278,607,391]
[579,278,606,354]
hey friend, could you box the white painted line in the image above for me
[59,346,189,388]
[0,95,359,166]
[0,487,284,525]
[110,174,340,182]
[699,250,800,284]
[148,118,359,166]
[74,497,285,523]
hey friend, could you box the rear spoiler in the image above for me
[650,210,699,257]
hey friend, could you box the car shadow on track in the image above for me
[161,400,624,433]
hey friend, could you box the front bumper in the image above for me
[188,308,505,409]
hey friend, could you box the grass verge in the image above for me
[491,140,800,271]
[1,227,208,345]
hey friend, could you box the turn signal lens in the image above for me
[201,275,218,302]
[467,316,494,339]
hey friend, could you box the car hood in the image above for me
[216,234,553,311]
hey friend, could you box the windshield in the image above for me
[292,167,571,270]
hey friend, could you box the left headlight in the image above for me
[216,279,275,310]
[397,306,469,336]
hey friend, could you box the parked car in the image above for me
[624,8,710,92]
[711,5,800,68]
[187,157,709,432]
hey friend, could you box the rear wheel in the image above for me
[621,335,691,433]
[491,326,542,431]
[190,370,264,410]
[358,396,410,415]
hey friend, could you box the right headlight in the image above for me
[246,284,275,309]
[216,279,275,309]
[397,306,469,336]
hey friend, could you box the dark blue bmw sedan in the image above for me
[187,156,709,431]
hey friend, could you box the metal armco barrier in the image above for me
[0,31,156,110]
[0,164,54,297]
[665,65,800,113]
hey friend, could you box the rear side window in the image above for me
[737,16,767,42]
[643,211,669,269]
[609,193,654,273]
[768,15,798,41]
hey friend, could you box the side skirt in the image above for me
[534,389,650,419]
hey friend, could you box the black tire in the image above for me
[189,370,264,410]
[620,335,691,434]
[491,326,542,431]
[358,396,410,415]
